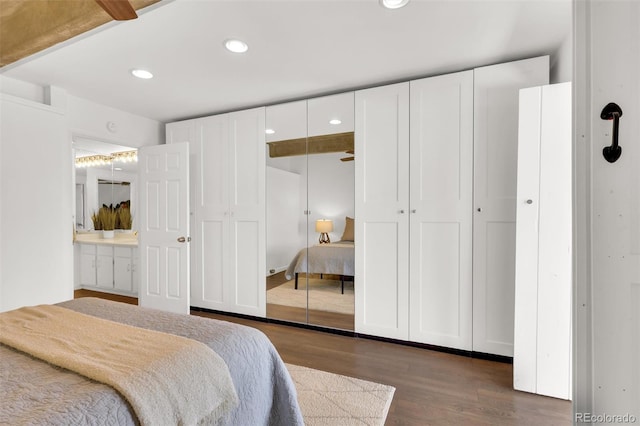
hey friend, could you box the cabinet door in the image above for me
[355,82,410,340]
[408,71,474,350]
[191,115,229,310]
[472,56,549,356]
[113,247,133,293]
[79,245,97,287]
[96,245,113,289]
[228,107,266,317]
[514,83,572,399]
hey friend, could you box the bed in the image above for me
[0,297,304,426]
[284,241,355,293]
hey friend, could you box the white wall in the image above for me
[575,0,640,418]
[307,152,355,242]
[266,166,301,274]
[0,77,163,310]
[0,75,163,148]
[0,95,73,311]
[550,34,573,84]
[68,95,163,149]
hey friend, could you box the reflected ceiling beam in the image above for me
[268,132,355,158]
[0,0,160,67]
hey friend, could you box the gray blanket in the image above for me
[285,241,355,280]
[0,298,304,426]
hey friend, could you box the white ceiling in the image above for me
[1,0,572,124]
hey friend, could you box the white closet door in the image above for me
[514,83,572,399]
[408,71,473,350]
[228,107,266,317]
[472,56,549,356]
[192,115,229,310]
[355,82,410,340]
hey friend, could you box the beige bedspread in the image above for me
[0,304,238,426]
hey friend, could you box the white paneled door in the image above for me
[408,71,474,350]
[138,142,190,315]
[472,57,549,357]
[355,82,410,340]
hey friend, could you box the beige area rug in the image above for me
[267,278,355,315]
[287,364,395,426]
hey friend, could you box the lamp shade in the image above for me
[315,219,333,233]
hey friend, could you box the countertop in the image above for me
[74,231,138,247]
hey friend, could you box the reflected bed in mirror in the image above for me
[265,93,355,331]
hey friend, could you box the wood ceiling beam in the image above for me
[0,0,160,68]
[267,132,355,158]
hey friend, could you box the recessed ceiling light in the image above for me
[131,69,153,80]
[265,128,276,135]
[131,69,153,79]
[379,0,409,9]
[329,119,342,125]
[224,39,249,53]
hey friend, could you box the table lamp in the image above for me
[315,219,333,244]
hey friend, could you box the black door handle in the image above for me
[601,102,623,163]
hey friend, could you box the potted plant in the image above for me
[116,205,133,233]
[91,211,102,231]
[98,206,117,238]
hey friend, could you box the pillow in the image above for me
[340,216,354,241]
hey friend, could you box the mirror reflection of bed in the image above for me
[265,94,355,331]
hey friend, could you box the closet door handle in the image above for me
[601,102,623,163]
[399,209,405,214]
[526,199,533,205]
[411,209,417,213]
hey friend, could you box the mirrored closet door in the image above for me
[265,93,355,330]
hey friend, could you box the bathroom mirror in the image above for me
[73,137,137,231]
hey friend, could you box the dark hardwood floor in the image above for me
[74,289,572,426]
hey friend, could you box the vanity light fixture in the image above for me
[224,39,249,53]
[379,0,409,9]
[329,119,342,125]
[131,69,153,79]
[75,155,112,168]
[75,150,138,168]
[112,150,138,163]
[265,128,276,135]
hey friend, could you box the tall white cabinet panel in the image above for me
[408,71,474,350]
[228,109,266,314]
[194,114,229,310]
[96,245,114,289]
[355,82,410,340]
[514,83,572,400]
[167,108,266,317]
[472,56,549,356]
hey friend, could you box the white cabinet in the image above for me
[79,244,97,287]
[513,83,572,399]
[355,57,549,355]
[354,71,473,347]
[77,243,138,295]
[167,107,266,317]
[472,56,549,357]
[113,246,138,293]
[355,82,410,340]
[96,245,114,289]
[408,71,474,350]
